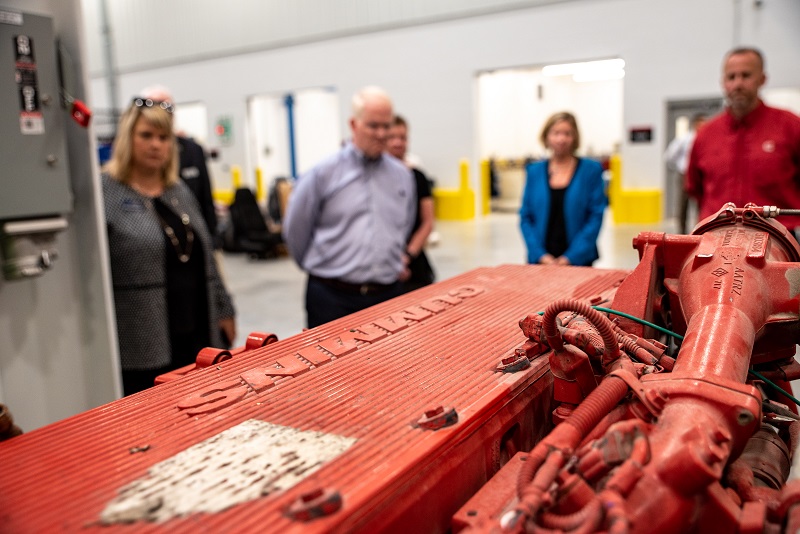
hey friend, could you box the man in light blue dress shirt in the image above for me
[283,86,416,328]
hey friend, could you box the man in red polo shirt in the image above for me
[686,47,800,234]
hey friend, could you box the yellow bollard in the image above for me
[480,159,491,215]
[231,165,242,190]
[212,165,240,206]
[255,167,265,203]
[608,153,662,224]
[432,159,476,220]
[459,159,470,190]
[608,153,622,209]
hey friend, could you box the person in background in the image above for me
[283,86,416,328]
[686,47,800,234]
[103,97,236,396]
[141,85,219,246]
[664,113,707,234]
[519,111,607,266]
[386,115,435,292]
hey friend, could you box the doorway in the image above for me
[476,60,625,212]
[247,87,341,190]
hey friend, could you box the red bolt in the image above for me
[496,351,531,373]
[285,488,342,521]
[417,406,458,430]
[195,347,232,368]
[245,331,279,351]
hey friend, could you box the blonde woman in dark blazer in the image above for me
[103,97,235,396]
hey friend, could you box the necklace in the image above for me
[135,186,195,263]
[156,209,194,263]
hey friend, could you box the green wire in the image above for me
[592,306,685,341]
[536,306,684,340]
[537,305,799,407]
[748,369,800,407]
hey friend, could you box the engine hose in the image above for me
[543,299,620,363]
[517,449,567,517]
[604,428,650,496]
[533,497,603,533]
[618,336,657,367]
[578,404,631,448]
[567,375,630,439]
[600,489,630,534]
[517,376,631,500]
[517,443,553,498]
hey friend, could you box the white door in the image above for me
[247,87,341,193]
[477,60,624,211]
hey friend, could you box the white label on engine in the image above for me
[100,419,356,524]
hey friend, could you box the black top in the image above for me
[545,186,568,258]
[404,167,435,289]
[153,197,210,367]
[409,168,433,240]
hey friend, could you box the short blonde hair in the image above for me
[540,111,581,154]
[103,101,178,186]
[352,86,392,119]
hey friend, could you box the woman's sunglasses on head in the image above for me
[132,97,174,114]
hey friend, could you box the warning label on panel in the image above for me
[13,34,43,135]
[20,112,44,135]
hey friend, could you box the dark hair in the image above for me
[725,47,765,71]
[393,115,407,128]
[540,111,580,153]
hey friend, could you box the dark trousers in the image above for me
[122,364,173,396]
[305,276,402,328]
[677,175,695,234]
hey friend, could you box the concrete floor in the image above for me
[220,210,672,344]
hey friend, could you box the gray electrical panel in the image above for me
[0,9,72,220]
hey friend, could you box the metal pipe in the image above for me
[98,0,121,130]
[284,94,297,179]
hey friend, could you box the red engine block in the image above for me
[457,203,800,533]
[2,202,800,533]
[0,261,626,533]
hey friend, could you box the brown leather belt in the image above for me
[310,275,397,296]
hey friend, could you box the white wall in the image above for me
[0,0,119,431]
[85,0,800,196]
[478,67,623,160]
[82,0,574,76]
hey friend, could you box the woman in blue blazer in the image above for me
[519,112,607,266]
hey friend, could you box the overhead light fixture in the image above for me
[542,58,625,82]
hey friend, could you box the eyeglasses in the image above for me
[132,97,174,114]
